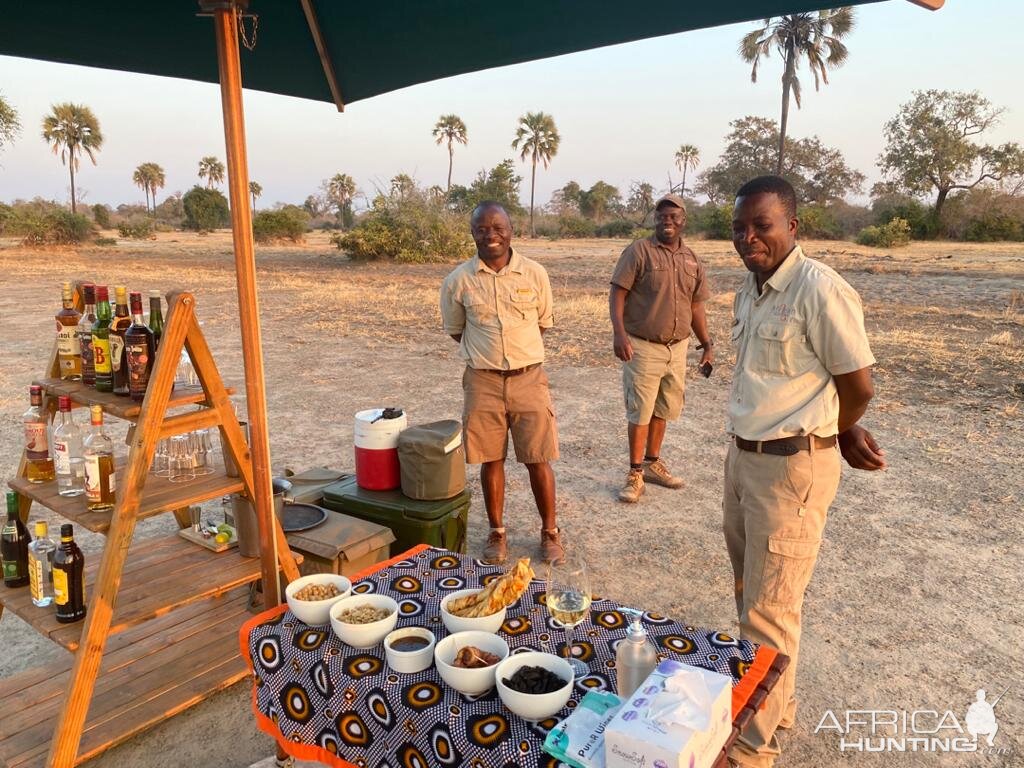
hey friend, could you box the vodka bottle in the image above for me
[53,395,86,497]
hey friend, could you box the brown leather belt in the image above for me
[476,363,540,377]
[633,335,685,347]
[735,434,837,456]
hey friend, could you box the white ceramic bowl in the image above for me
[434,630,510,695]
[440,589,508,634]
[495,651,574,721]
[284,574,352,626]
[384,627,436,674]
[329,594,399,648]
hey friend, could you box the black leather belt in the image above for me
[735,434,837,456]
[633,335,685,347]
[476,363,540,377]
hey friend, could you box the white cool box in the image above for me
[604,660,733,768]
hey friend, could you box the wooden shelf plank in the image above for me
[0,534,299,651]
[8,470,244,535]
[34,379,235,422]
[0,589,253,768]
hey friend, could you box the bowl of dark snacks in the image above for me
[494,651,574,720]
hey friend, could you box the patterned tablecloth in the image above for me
[240,545,780,768]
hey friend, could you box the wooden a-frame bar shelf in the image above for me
[0,534,300,652]
[33,379,235,422]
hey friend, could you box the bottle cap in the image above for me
[149,290,161,298]
[115,285,127,302]
[61,523,74,539]
[62,281,73,297]
[90,404,104,425]
[82,282,95,303]
[30,384,42,395]
[96,285,109,301]
[35,521,48,537]
[130,292,143,312]
[58,395,72,412]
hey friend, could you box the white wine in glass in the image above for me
[546,554,591,678]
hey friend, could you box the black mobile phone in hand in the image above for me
[699,362,713,378]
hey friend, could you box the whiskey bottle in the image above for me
[1,491,31,588]
[53,395,86,497]
[92,286,114,392]
[110,286,132,397]
[23,385,56,484]
[56,282,82,380]
[53,524,87,623]
[28,521,56,607]
[148,290,164,351]
[77,283,97,386]
[83,405,115,512]
[125,292,156,402]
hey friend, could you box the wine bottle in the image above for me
[77,283,97,387]
[1,491,31,588]
[92,286,114,393]
[56,281,82,380]
[148,290,164,350]
[125,292,156,402]
[23,385,55,484]
[110,286,132,397]
[53,524,87,623]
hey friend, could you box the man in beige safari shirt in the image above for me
[725,176,886,768]
[440,201,564,566]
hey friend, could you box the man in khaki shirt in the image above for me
[440,201,564,565]
[609,194,713,503]
[724,176,885,768]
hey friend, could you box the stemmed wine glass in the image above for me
[545,553,591,679]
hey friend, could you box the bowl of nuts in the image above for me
[284,574,352,626]
[329,593,399,649]
[494,651,573,721]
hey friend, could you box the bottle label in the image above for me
[108,470,117,495]
[53,566,69,605]
[29,553,44,600]
[56,325,78,356]
[25,423,49,460]
[93,337,112,374]
[79,329,95,371]
[85,455,103,502]
[54,440,71,474]
[126,342,152,396]
[110,335,125,372]
[2,559,20,581]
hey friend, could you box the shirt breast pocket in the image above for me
[462,290,496,326]
[507,286,539,323]
[755,322,814,376]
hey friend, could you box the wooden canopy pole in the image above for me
[206,0,281,608]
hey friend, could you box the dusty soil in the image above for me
[0,231,1021,767]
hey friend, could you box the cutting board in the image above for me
[177,526,238,553]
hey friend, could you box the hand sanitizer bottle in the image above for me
[616,607,659,698]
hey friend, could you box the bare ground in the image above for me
[0,232,1021,767]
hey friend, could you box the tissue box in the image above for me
[543,691,623,768]
[604,660,732,768]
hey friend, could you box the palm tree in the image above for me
[132,164,152,212]
[674,145,700,196]
[249,181,263,211]
[432,114,468,192]
[324,173,356,225]
[740,8,854,174]
[198,155,225,189]
[41,103,104,214]
[511,112,560,238]
[144,162,166,212]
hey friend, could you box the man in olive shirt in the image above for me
[609,194,714,503]
[724,176,886,768]
[440,201,564,565]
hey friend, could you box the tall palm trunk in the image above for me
[447,143,454,192]
[144,187,151,214]
[69,157,77,214]
[681,167,688,196]
[529,152,538,238]
[776,41,796,176]
[150,185,158,213]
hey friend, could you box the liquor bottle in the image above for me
[77,283,97,386]
[53,395,85,497]
[148,290,164,351]
[1,491,31,588]
[92,286,114,392]
[53,524,86,623]
[23,385,56,484]
[615,608,659,698]
[56,282,82,380]
[28,521,56,607]
[110,286,132,397]
[83,405,115,512]
[125,292,156,402]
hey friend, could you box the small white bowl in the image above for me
[284,574,352,626]
[440,589,507,634]
[329,594,399,649]
[384,627,436,673]
[434,630,510,695]
[495,651,574,721]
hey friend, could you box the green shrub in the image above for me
[856,217,911,248]
[117,215,155,239]
[871,195,935,239]
[332,191,473,263]
[0,203,12,235]
[555,215,597,238]
[691,204,733,240]
[95,236,117,246]
[595,219,635,238]
[12,209,94,245]
[182,186,230,231]
[92,204,112,229]
[253,207,310,243]
[797,204,843,240]
[963,214,1024,242]
[630,227,654,240]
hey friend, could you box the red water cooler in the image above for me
[353,408,407,491]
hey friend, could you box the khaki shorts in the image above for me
[462,365,559,464]
[622,334,688,425]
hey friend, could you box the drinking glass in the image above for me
[545,554,592,678]
[168,435,196,484]
[191,429,215,476]
[151,437,170,477]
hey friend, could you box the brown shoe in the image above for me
[540,528,565,565]
[482,529,507,564]
[643,458,684,489]
[618,469,645,503]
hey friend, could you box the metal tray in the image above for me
[281,502,328,533]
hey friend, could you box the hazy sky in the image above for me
[0,0,1021,209]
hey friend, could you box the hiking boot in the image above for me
[643,458,685,489]
[540,528,565,565]
[618,469,645,503]
[482,529,507,564]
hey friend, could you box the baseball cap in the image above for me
[655,193,686,211]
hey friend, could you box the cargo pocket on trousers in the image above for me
[758,536,821,607]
